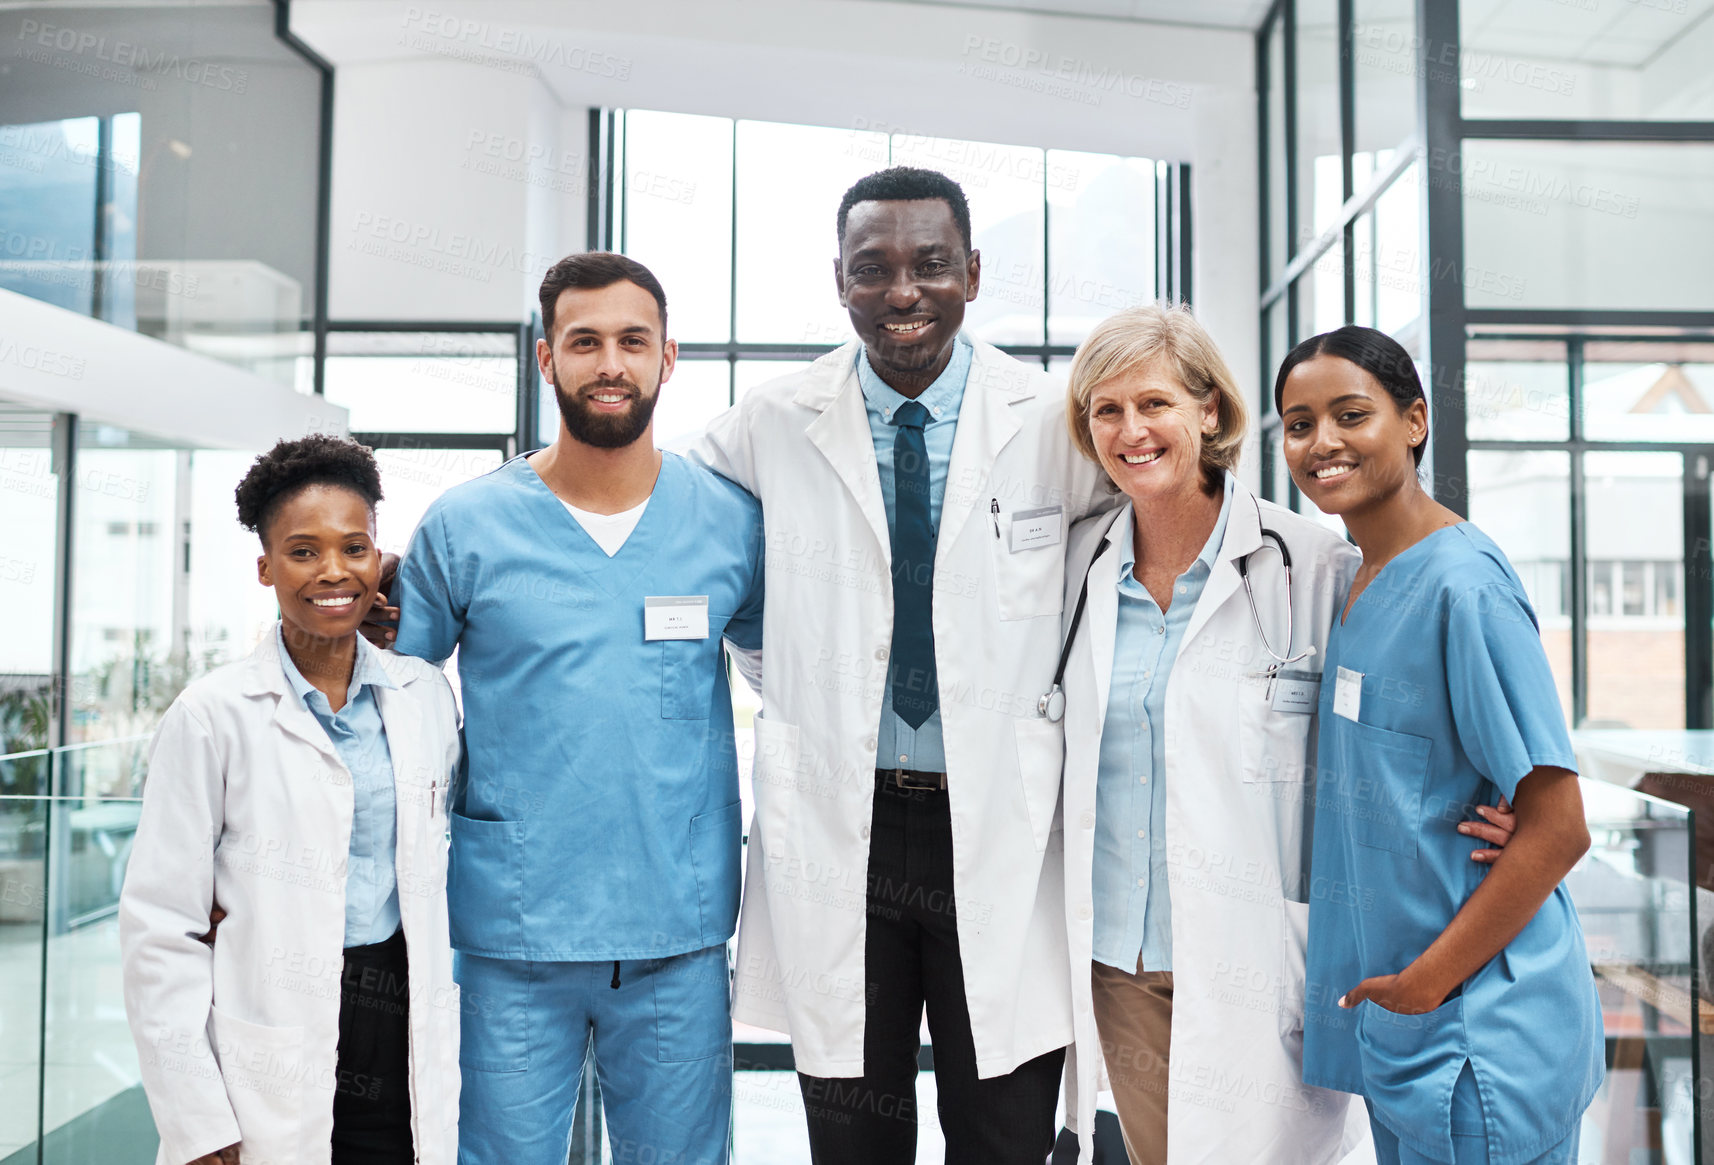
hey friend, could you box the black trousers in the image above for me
[331,927,414,1165]
[797,774,1066,1165]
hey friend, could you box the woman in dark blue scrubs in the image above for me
[1277,326,1604,1165]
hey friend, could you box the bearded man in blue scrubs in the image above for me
[378,253,763,1165]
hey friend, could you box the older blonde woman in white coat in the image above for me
[1055,305,1370,1165]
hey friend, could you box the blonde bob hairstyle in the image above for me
[1065,303,1250,489]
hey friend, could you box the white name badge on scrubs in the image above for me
[1334,666,1364,721]
[1009,505,1064,552]
[1270,671,1321,714]
[644,596,710,641]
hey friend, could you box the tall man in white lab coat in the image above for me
[693,167,1109,1164]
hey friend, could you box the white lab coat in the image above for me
[1060,481,1375,1163]
[119,633,461,1165]
[693,337,1110,1079]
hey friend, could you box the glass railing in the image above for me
[1,738,151,1165]
[4,734,1709,1164]
[1571,776,1701,1163]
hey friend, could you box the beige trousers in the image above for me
[1090,961,1173,1165]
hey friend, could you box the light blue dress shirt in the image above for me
[1091,473,1234,973]
[276,623,402,949]
[857,335,972,773]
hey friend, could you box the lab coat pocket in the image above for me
[209,1005,306,1163]
[689,802,743,944]
[748,715,803,854]
[447,810,525,954]
[1335,718,1432,859]
[1278,900,1310,1041]
[990,517,1066,621]
[661,639,714,720]
[1355,994,1468,1162]
[1239,680,1314,783]
[1013,716,1065,851]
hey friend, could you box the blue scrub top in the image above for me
[1302,523,1603,1165]
[393,452,765,961]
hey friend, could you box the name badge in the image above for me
[644,596,709,641]
[1270,671,1320,714]
[1334,666,1364,722]
[1009,505,1064,553]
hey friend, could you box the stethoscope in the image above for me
[1038,498,1315,723]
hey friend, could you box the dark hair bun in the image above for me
[235,434,383,538]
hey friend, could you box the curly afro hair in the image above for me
[235,434,383,541]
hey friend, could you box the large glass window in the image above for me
[0,5,325,384]
[1584,451,1684,729]
[1462,140,1714,312]
[1460,0,1714,121]
[1465,339,1571,441]
[1469,449,1573,720]
[0,407,61,757]
[325,332,518,435]
[1582,342,1714,444]
[1295,0,1345,244]
[610,109,1163,424]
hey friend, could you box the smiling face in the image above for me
[834,199,979,389]
[256,484,381,647]
[1087,362,1219,507]
[539,279,676,449]
[1279,354,1427,518]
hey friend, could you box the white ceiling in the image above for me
[1463,0,1714,69]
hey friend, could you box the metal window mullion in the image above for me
[1283,0,1298,341]
[272,1,334,396]
[1338,0,1354,325]
[729,120,739,403]
[1685,450,1713,730]
[1042,150,1051,368]
[1419,0,1466,516]
[1569,443,1588,727]
[91,116,111,321]
[1177,164,1194,308]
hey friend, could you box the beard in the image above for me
[551,363,661,449]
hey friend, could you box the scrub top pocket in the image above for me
[447,810,526,954]
[1333,717,1432,859]
[660,639,715,720]
[1356,994,1470,1164]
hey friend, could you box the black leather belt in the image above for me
[878,768,947,791]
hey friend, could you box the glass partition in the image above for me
[1571,775,1699,1162]
[2,738,152,1164]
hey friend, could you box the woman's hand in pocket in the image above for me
[1339,970,1447,1016]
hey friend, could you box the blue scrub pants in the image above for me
[455,944,732,1165]
[1367,1063,1581,1165]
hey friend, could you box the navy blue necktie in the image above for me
[890,400,937,729]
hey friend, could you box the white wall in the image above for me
[328,57,567,321]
